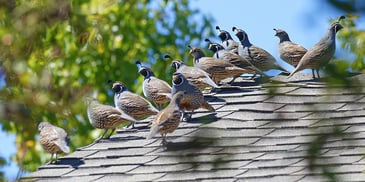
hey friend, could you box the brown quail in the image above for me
[38,121,70,164]
[86,98,137,141]
[136,60,172,110]
[147,91,185,147]
[112,81,159,128]
[274,29,307,68]
[171,72,215,121]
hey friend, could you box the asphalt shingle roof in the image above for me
[22,73,365,181]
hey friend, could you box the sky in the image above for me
[0,0,360,181]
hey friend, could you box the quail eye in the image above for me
[140,68,148,77]
[112,84,123,92]
[173,75,183,85]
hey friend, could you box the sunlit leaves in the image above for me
[336,14,365,72]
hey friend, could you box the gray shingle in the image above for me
[146,146,223,157]
[276,103,345,112]
[303,110,365,120]
[254,135,316,146]
[260,119,319,128]
[226,111,311,121]
[35,175,103,182]
[219,102,284,112]
[338,103,365,111]
[203,119,270,129]
[242,158,303,169]
[25,168,74,178]
[96,173,165,182]
[222,95,271,104]
[79,156,157,167]
[62,150,97,159]
[265,95,363,104]
[127,164,192,174]
[235,175,303,182]
[296,174,330,182]
[189,128,273,138]
[83,139,155,150]
[155,169,247,181]
[87,147,156,158]
[236,166,303,178]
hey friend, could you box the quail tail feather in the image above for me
[147,125,160,139]
[202,102,215,112]
[57,141,70,153]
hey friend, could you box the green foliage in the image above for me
[0,0,214,173]
[336,14,365,72]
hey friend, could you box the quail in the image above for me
[205,38,265,78]
[147,91,185,147]
[216,26,240,54]
[38,121,70,164]
[86,98,137,141]
[166,54,218,90]
[188,45,247,84]
[274,29,307,68]
[171,72,215,121]
[233,27,289,74]
[136,60,172,110]
[112,81,159,128]
[289,16,345,79]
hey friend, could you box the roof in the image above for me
[22,73,365,182]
